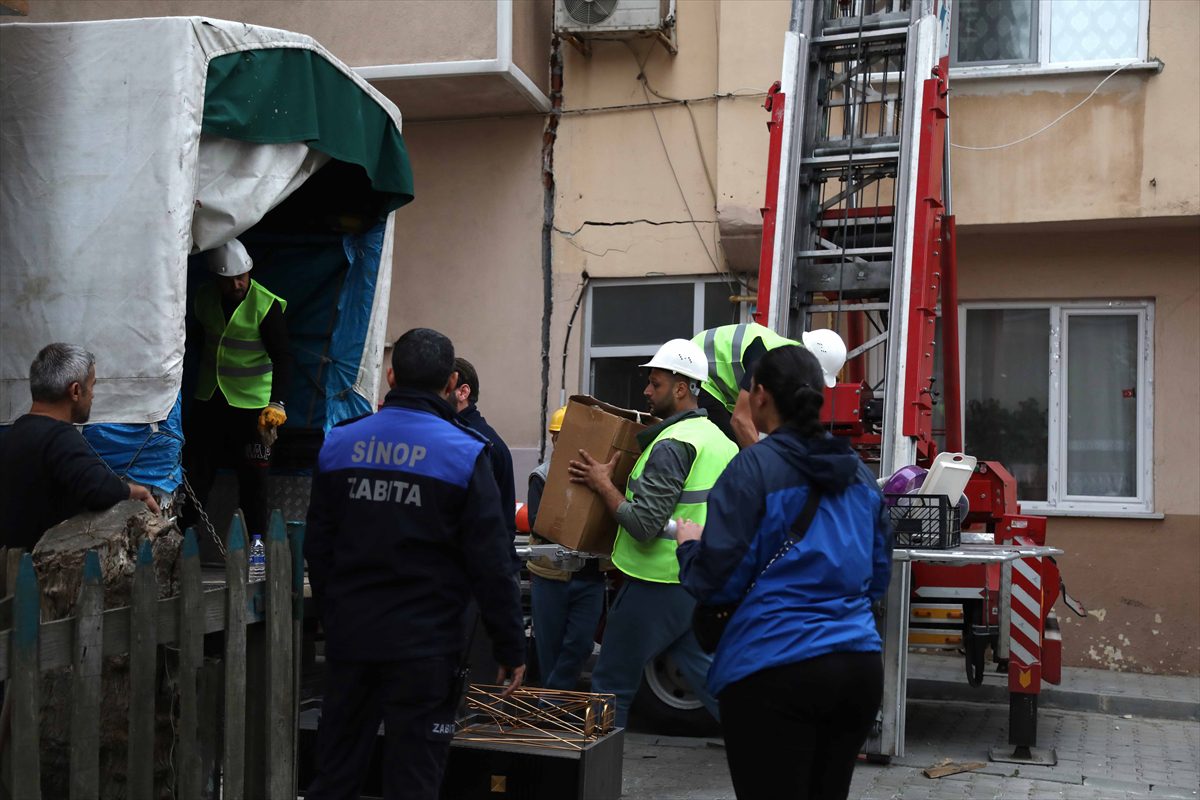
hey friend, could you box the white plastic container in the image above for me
[918,452,977,506]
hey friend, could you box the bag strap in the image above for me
[787,485,824,544]
[744,487,823,597]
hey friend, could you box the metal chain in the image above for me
[179,473,226,559]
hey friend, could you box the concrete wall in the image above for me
[550,0,789,401]
[513,0,553,95]
[959,222,1200,673]
[20,0,500,66]
[951,0,1199,226]
[385,116,547,483]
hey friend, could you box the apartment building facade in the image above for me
[13,0,1198,674]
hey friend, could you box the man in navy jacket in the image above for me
[304,328,525,800]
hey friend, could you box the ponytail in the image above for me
[751,345,826,438]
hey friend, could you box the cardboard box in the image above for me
[533,396,651,554]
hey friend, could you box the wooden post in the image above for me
[288,521,306,797]
[265,510,294,799]
[11,554,41,799]
[177,530,204,799]
[223,514,248,800]
[69,551,103,800]
[5,548,22,598]
[127,540,157,798]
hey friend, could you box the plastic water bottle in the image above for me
[248,535,266,583]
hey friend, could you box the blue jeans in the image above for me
[590,578,718,728]
[530,575,605,691]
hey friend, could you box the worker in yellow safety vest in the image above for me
[692,323,847,448]
[182,238,291,545]
[567,338,738,728]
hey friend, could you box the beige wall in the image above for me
[716,0,791,262]
[959,222,1200,673]
[386,116,546,463]
[1051,515,1199,674]
[550,0,790,399]
[21,0,499,66]
[951,0,1200,226]
[958,223,1200,518]
[512,0,553,95]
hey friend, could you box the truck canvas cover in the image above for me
[0,17,414,491]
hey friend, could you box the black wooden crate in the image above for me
[441,726,624,800]
[298,709,623,800]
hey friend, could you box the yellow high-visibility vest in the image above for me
[611,416,738,584]
[195,280,286,409]
[692,323,797,411]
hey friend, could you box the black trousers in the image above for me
[718,651,883,800]
[182,397,271,536]
[307,656,461,800]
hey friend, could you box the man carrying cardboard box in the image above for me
[568,338,738,728]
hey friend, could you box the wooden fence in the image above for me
[0,510,305,799]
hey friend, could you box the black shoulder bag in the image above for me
[691,488,823,654]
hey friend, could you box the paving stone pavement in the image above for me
[620,700,1200,799]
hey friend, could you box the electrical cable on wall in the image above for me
[622,41,753,293]
[951,63,1132,152]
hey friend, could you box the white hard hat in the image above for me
[801,328,847,388]
[206,239,253,277]
[641,338,709,382]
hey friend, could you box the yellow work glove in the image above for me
[259,401,287,429]
[258,402,286,447]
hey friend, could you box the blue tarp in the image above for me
[82,394,185,493]
[245,223,381,432]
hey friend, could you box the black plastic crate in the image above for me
[886,494,961,549]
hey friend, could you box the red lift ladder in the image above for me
[755,0,1064,763]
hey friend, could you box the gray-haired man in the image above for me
[0,343,159,551]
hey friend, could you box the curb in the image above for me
[907,676,1200,723]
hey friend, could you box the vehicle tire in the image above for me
[629,652,720,736]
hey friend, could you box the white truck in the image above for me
[0,17,413,531]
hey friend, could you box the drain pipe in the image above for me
[539,38,564,462]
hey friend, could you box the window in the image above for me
[952,0,1148,69]
[960,301,1153,515]
[585,278,742,410]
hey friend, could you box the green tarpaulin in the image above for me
[204,48,414,213]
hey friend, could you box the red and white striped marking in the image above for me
[1009,535,1043,690]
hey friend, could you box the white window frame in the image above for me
[950,0,1152,79]
[957,300,1155,517]
[583,276,746,396]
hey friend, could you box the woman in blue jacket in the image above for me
[675,345,891,800]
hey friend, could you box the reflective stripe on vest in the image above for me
[692,323,799,412]
[194,280,287,409]
[611,415,738,584]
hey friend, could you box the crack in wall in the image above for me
[554,219,718,237]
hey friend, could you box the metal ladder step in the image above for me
[821,11,913,37]
[812,26,910,46]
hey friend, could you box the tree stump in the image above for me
[32,500,183,799]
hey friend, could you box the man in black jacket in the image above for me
[450,356,521,689]
[0,343,159,551]
[451,357,516,537]
[304,328,525,800]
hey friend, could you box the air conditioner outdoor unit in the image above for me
[554,0,677,54]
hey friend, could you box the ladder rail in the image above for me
[760,0,951,759]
